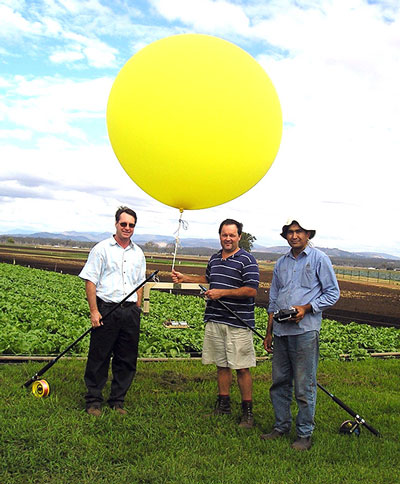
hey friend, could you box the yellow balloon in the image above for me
[107,34,282,210]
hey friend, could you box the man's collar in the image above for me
[218,248,242,259]
[110,235,134,248]
[286,244,312,258]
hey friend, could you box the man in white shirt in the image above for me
[79,206,146,416]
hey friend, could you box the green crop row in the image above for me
[1,263,399,359]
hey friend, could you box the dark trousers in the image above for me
[84,298,141,408]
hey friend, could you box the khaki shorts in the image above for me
[202,321,256,369]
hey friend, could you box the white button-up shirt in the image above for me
[79,236,146,303]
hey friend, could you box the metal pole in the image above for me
[23,270,159,388]
[198,285,264,339]
[199,284,380,437]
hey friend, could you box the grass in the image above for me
[1,358,399,484]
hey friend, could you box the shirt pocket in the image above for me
[277,268,288,287]
[301,264,315,288]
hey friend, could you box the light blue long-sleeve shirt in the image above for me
[268,246,340,336]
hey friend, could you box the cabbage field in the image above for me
[1,263,400,359]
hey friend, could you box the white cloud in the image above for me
[1,75,113,141]
[0,2,119,69]
[63,31,118,67]
[83,43,117,68]
[41,16,62,35]
[0,4,41,38]
[49,50,85,63]
[128,24,187,53]
[0,140,161,234]
[151,0,250,35]
[0,77,11,88]
[0,129,32,140]
[1,1,400,257]
[251,1,400,222]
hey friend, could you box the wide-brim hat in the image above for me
[280,218,316,240]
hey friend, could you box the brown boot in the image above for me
[111,404,128,415]
[214,395,231,415]
[205,395,231,416]
[260,429,287,440]
[239,401,254,428]
[291,436,312,451]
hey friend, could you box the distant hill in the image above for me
[2,231,399,262]
[254,245,400,260]
[354,251,398,259]
[25,231,112,242]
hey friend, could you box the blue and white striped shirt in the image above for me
[205,248,259,329]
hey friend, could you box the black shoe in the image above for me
[239,401,254,428]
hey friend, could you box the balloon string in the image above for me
[172,210,188,271]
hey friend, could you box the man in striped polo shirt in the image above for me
[172,219,260,427]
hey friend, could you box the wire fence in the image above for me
[334,267,400,285]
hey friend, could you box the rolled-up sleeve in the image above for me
[79,245,103,285]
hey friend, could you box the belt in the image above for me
[97,297,136,308]
[120,301,136,308]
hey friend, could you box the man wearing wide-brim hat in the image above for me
[261,218,340,450]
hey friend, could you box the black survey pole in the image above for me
[199,284,380,437]
[316,383,380,436]
[198,285,264,340]
[23,270,159,388]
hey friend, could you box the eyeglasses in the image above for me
[119,222,135,228]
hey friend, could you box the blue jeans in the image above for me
[270,331,319,437]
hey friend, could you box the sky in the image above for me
[1,0,399,256]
